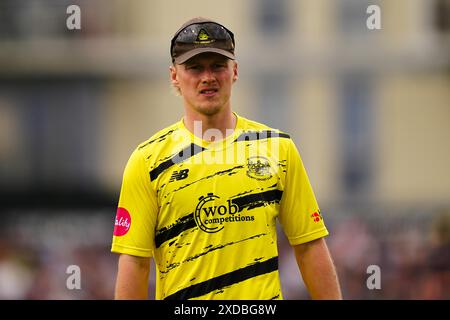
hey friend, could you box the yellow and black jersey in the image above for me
[111,113,328,300]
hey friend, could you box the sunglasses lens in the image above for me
[174,23,233,44]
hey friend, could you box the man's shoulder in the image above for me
[134,121,181,157]
[239,115,291,138]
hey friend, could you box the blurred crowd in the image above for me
[279,207,450,300]
[0,207,448,300]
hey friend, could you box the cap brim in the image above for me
[174,47,235,64]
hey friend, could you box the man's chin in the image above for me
[196,105,222,116]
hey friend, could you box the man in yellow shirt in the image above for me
[111,17,342,300]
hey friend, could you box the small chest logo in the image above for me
[169,169,189,182]
[246,156,273,180]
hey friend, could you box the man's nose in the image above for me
[201,68,215,83]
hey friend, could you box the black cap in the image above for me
[170,17,235,64]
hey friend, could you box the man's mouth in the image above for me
[199,89,218,96]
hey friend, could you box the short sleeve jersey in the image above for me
[111,113,328,300]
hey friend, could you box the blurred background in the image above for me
[0,0,449,299]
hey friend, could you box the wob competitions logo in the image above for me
[194,193,255,233]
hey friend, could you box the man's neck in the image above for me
[183,107,237,142]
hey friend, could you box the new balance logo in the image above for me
[169,169,189,182]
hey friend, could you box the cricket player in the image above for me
[111,17,342,300]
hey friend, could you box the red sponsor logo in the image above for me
[311,211,322,223]
[114,207,131,236]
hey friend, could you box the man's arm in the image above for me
[294,237,342,299]
[114,254,151,299]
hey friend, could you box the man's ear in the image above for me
[232,61,238,82]
[170,65,179,87]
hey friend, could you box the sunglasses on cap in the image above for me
[170,22,235,64]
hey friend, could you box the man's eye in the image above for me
[187,65,200,70]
